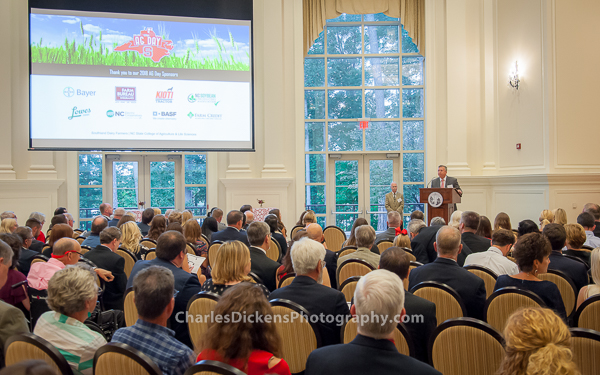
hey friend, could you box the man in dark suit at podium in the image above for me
[431,165,462,211]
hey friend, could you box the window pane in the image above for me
[402,88,424,118]
[79,188,102,218]
[184,155,207,185]
[328,13,361,23]
[150,162,175,188]
[79,221,92,231]
[306,185,326,214]
[316,216,326,228]
[79,154,102,186]
[403,153,425,182]
[114,162,137,188]
[401,26,419,53]
[365,57,399,86]
[364,13,399,22]
[403,184,425,214]
[403,121,424,150]
[151,189,175,212]
[305,122,326,152]
[305,58,325,87]
[327,58,362,87]
[366,89,399,118]
[328,122,362,151]
[308,32,324,55]
[365,121,400,151]
[335,160,358,232]
[305,154,326,183]
[185,187,207,216]
[369,159,394,231]
[327,26,362,54]
[364,26,399,54]
[305,90,325,119]
[117,189,138,209]
[336,160,358,186]
[402,56,424,85]
[328,90,362,119]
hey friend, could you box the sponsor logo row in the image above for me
[63,86,220,105]
[67,106,221,121]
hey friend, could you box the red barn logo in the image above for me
[114,28,174,63]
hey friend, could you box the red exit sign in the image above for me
[359,120,369,129]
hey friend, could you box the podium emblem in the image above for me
[428,192,443,208]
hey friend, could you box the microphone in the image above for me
[426,177,436,188]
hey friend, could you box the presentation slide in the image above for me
[29,8,253,151]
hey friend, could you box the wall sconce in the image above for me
[509,61,520,90]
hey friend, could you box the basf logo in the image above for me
[152,111,176,120]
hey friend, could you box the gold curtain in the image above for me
[303,0,425,56]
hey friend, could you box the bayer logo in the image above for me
[63,87,75,97]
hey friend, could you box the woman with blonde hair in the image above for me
[553,208,568,226]
[152,207,162,216]
[182,210,194,224]
[392,229,411,249]
[302,210,316,226]
[201,240,269,297]
[496,307,579,375]
[539,209,554,229]
[120,221,149,260]
[448,210,463,229]
[0,218,17,234]
[168,210,183,225]
[564,223,591,266]
[576,248,600,308]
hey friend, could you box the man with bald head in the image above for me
[100,203,113,221]
[408,226,486,319]
[82,216,108,248]
[108,207,125,227]
[306,223,338,289]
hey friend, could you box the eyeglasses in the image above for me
[173,289,179,299]
[51,250,82,259]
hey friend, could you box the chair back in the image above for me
[123,288,138,327]
[404,261,423,291]
[94,342,162,375]
[79,245,91,255]
[116,248,138,279]
[278,273,296,289]
[145,249,156,260]
[76,236,86,244]
[464,265,498,299]
[42,244,51,253]
[338,276,360,303]
[4,333,74,375]
[410,281,467,326]
[269,299,321,374]
[31,255,48,266]
[186,242,197,255]
[140,239,157,249]
[185,360,246,375]
[337,248,356,259]
[401,247,417,262]
[375,240,394,254]
[187,292,220,350]
[570,328,600,375]
[73,229,83,238]
[267,238,281,262]
[46,229,52,240]
[208,242,222,267]
[341,319,414,357]
[574,294,600,332]
[484,287,545,332]
[290,225,304,239]
[200,234,210,246]
[323,226,347,253]
[337,259,374,285]
[430,318,505,375]
[538,269,577,317]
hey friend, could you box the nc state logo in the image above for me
[114,28,174,63]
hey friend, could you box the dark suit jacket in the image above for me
[404,291,437,363]
[594,221,600,238]
[210,227,249,246]
[137,222,150,236]
[549,250,589,292]
[249,246,280,292]
[269,276,350,347]
[431,176,461,210]
[272,232,288,257]
[324,249,338,289]
[18,247,38,276]
[84,245,127,311]
[107,218,119,227]
[127,257,203,348]
[375,228,397,244]
[29,239,44,253]
[408,257,486,320]
[410,225,473,266]
[461,232,491,254]
[305,334,441,375]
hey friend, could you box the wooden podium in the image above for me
[419,188,462,225]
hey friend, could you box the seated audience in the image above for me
[577,212,600,248]
[448,210,462,229]
[464,229,518,276]
[42,223,74,257]
[100,203,113,221]
[564,223,592,266]
[182,210,193,224]
[112,266,194,375]
[276,231,308,282]
[34,265,106,375]
[0,234,29,313]
[583,202,600,237]
[0,211,17,222]
[116,214,136,228]
[407,219,426,240]
[108,207,124,227]
[268,208,287,238]
[410,224,473,266]
[184,219,208,257]
[542,224,589,292]
[305,270,440,375]
[0,218,17,234]
[375,211,402,244]
[120,221,149,261]
[247,222,280,292]
[152,207,162,216]
[201,240,269,297]
[201,217,219,242]
[81,216,107,249]
[168,210,183,226]
[264,214,288,257]
[167,222,184,233]
[539,209,555,229]
[270,238,350,346]
[496,308,579,375]
[138,208,155,236]
[15,226,38,276]
[517,219,540,237]
[147,214,167,241]
[409,226,486,320]
[429,217,446,226]
[0,360,54,375]
[553,208,568,226]
[210,211,250,246]
[127,231,202,348]
[302,210,317,226]
[304,224,334,287]
[54,207,67,216]
[337,225,380,270]
[49,213,68,229]
[476,215,492,239]
[392,229,411,248]
[378,247,436,363]
[0,239,29,368]
[410,210,425,221]
[64,213,74,228]
[494,233,566,320]
[343,218,370,249]
[197,283,291,375]
[577,248,600,309]
[211,208,227,231]
[243,210,254,230]
[493,212,513,232]
[29,212,46,242]
[25,218,45,252]
[83,227,127,311]
[460,211,491,253]
[295,210,309,227]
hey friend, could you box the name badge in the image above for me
[447,184,453,188]
[397,198,402,203]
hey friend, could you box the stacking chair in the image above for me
[123,288,138,327]
[405,261,423,290]
[410,281,467,326]
[4,333,74,374]
[186,242,197,255]
[116,248,138,279]
[79,245,92,255]
[375,240,394,255]
[323,225,346,253]
[249,272,263,285]
[464,265,498,299]
[484,287,545,332]
[538,269,578,317]
[336,259,374,286]
[570,328,600,375]
[200,234,210,247]
[278,273,296,289]
[94,342,162,375]
[185,360,246,375]
[140,238,157,249]
[290,225,304,239]
[337,247,356,259]
[338,276,360,303]
[145,249,157,260]
[401,247,417,262]
[73,229,83,238]
[208,241,223,268]
[267,238,281,262]
[429,318,505,374]
[573,294,600,332]
[341,319,414,357]
[269,299,321,374]
[187,292,220,349]
[45,229,52,240]
[76,236,86,244]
